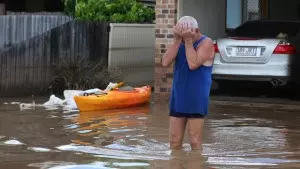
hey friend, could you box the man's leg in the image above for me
[187,150,204,169]
[168,149,185,169]
[187,117,205,150]
[169,116,187,150]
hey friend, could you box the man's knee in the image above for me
[187,118,204,150]
[189,131,202,149]
[169,131,183,149]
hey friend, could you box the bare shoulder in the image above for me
[196,37,215,63]
[196,37,214,50]
[203,38,213,47]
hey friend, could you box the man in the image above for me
[161,16,215,150]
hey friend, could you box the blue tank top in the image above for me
[169,36,213,116]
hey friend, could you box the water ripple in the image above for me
[0,139,25,146]
[27,147,53,152]
[207,157,300,166]
[1,100,300,168]
[56,144,171,161]
[49,162,114,169]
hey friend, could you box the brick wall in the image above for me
[154,0,178,95]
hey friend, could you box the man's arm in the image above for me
[161,39,182,67]
[184,38,214,70]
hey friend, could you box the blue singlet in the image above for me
[169,35,213,117]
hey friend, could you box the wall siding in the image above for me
[108,23,155,87]
[0,16,109,97]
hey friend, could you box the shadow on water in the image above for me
[0,96,299,168]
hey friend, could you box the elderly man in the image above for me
[161,16,215,150]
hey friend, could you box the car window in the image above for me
[228,21,300,38]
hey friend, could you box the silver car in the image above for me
[212,20,298,88]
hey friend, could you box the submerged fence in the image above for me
[0,14,72,49]
[0,15,110,97]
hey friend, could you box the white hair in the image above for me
[177,16,199,29]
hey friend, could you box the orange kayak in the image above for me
[74,86,151,112]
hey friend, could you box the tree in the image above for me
[62,0,155,23]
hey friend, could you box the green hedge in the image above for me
[63,0,155,23]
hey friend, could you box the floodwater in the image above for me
[0,96,300,169]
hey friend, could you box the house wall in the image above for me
[108,23,155,87]
[154,0,300,95]
[154,0,178,94]
[154,0,226,95]
[179,0,226,40]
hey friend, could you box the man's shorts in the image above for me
[169,110,205,118]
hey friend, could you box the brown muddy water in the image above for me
[0,96,299,169]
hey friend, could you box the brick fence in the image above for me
[154,0,178,95]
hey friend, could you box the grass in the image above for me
[48,56,123,95]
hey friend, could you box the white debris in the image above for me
[42,82,120,110]
[5,82,121,111]
[20,101,36,110]
[105,82,119,91]
[43,95,64,107]
[11,102,21,104]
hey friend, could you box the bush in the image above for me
[62,0,155,23]
[48,56,123,95]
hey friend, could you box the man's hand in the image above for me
[173,24,183,41]
[182,28,197,42]
[161,24,183,67]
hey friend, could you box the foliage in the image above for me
[48,56,123,95]
[62,0,155,23]
[62,0,77,16]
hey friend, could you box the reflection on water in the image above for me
[70,106,150,140]
[0,97,300,169]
